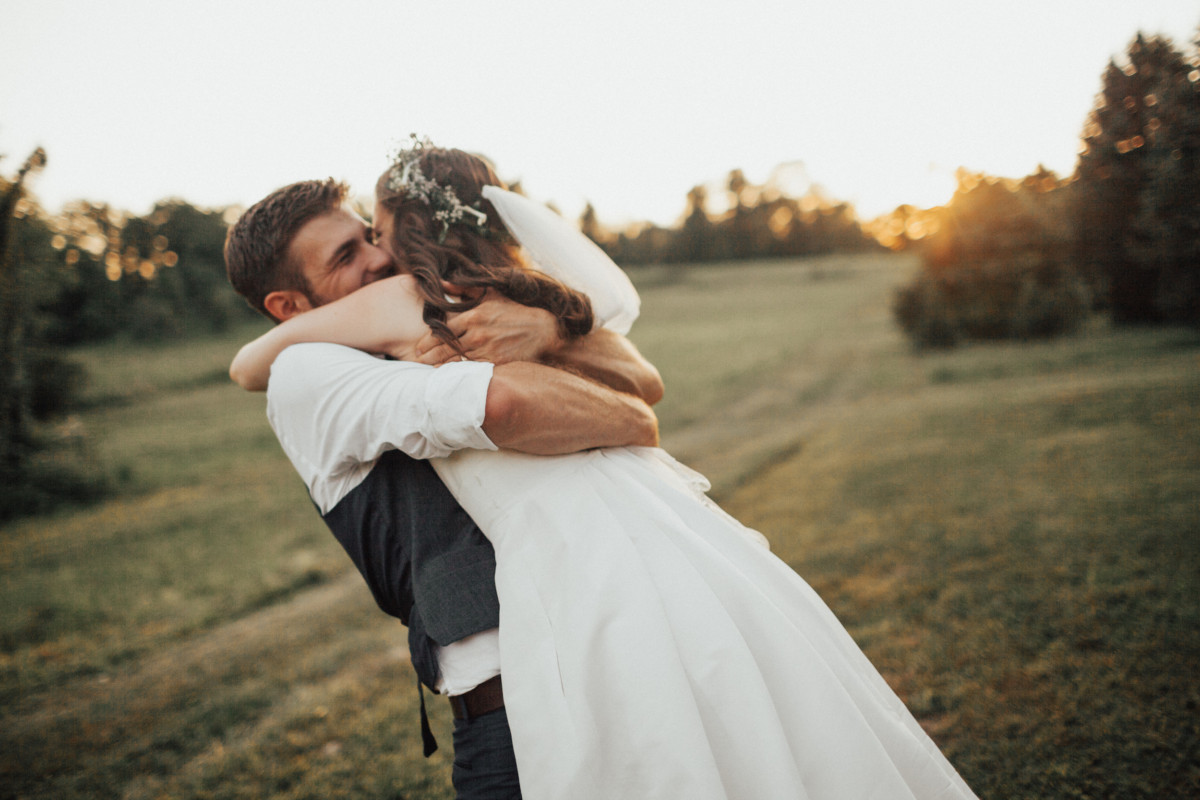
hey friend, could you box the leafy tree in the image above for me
[1133,28,1200,325]
[578,201,605,246]
[0,149,47,487]
[722,169,758,260]
[1076,31,1200,323]
[892,169,1089,348]
[44,199,252,344]
[588,167,878,266]
[0,150,106,521]
[677,185,716,262]
[118,199,250,338]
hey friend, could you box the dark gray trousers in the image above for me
[451,707,522,799]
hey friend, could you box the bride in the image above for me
[230,141,978,800]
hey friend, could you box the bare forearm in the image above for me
[544,328,664,405]
[230,317,366,392]
[230,276,426,391]
[231,329,301,391]
[483,362,658,454]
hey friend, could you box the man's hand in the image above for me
[414,291,562,366]
[413,283,664,406]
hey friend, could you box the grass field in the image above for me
[3,252,1198,799]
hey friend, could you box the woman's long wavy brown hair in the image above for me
[375,147,594,354]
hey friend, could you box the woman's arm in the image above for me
[230,275,429,391]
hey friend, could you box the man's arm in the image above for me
[268,344,654,479]
[483,361,658,454]
[413,294,664,404]
[541,327,663,405]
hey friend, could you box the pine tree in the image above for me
[0,150,107,521]
[0,149,48,490]
[1134,27,1200,324]
[678,185,714,262]
[1075,32,1197,323]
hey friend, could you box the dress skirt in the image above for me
[433,446,977,800]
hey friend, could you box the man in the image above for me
[224,178,661,799]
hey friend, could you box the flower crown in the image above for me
[386,135,488,243]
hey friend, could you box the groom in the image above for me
[224,178,662,799]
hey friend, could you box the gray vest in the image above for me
[320,449,500,690]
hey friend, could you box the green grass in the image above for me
[716,304,1200,798]
[3,254,1198,798]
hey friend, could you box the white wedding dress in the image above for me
[429,187,977,799]
[433,447,976,799]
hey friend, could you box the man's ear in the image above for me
[263,290,314,323]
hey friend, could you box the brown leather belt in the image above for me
[448,674,504,721]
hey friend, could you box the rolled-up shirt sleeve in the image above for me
[266,343,497,513]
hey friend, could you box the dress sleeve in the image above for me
[481,185,641,334]
[266,343,498,513]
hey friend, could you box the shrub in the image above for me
[0,405,112,524]
[28,350,88,421]
[894,253,1091,349]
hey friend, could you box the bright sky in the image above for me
[3,1,1196,226]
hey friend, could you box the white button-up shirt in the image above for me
[266,342,502,695]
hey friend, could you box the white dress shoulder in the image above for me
[432,446,978,799]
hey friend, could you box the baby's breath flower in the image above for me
[387,135,489,243]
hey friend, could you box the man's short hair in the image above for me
[224,178,348,317]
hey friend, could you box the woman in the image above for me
[231,141,977,799]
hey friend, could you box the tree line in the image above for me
[580,168,882,265]
[892,29,1200,348]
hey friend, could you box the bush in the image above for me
[1012,265,1093,339]
[894,253,1091,349]
[892,165,1094,349]
[0,419,111,523]
[893,274,961,349]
